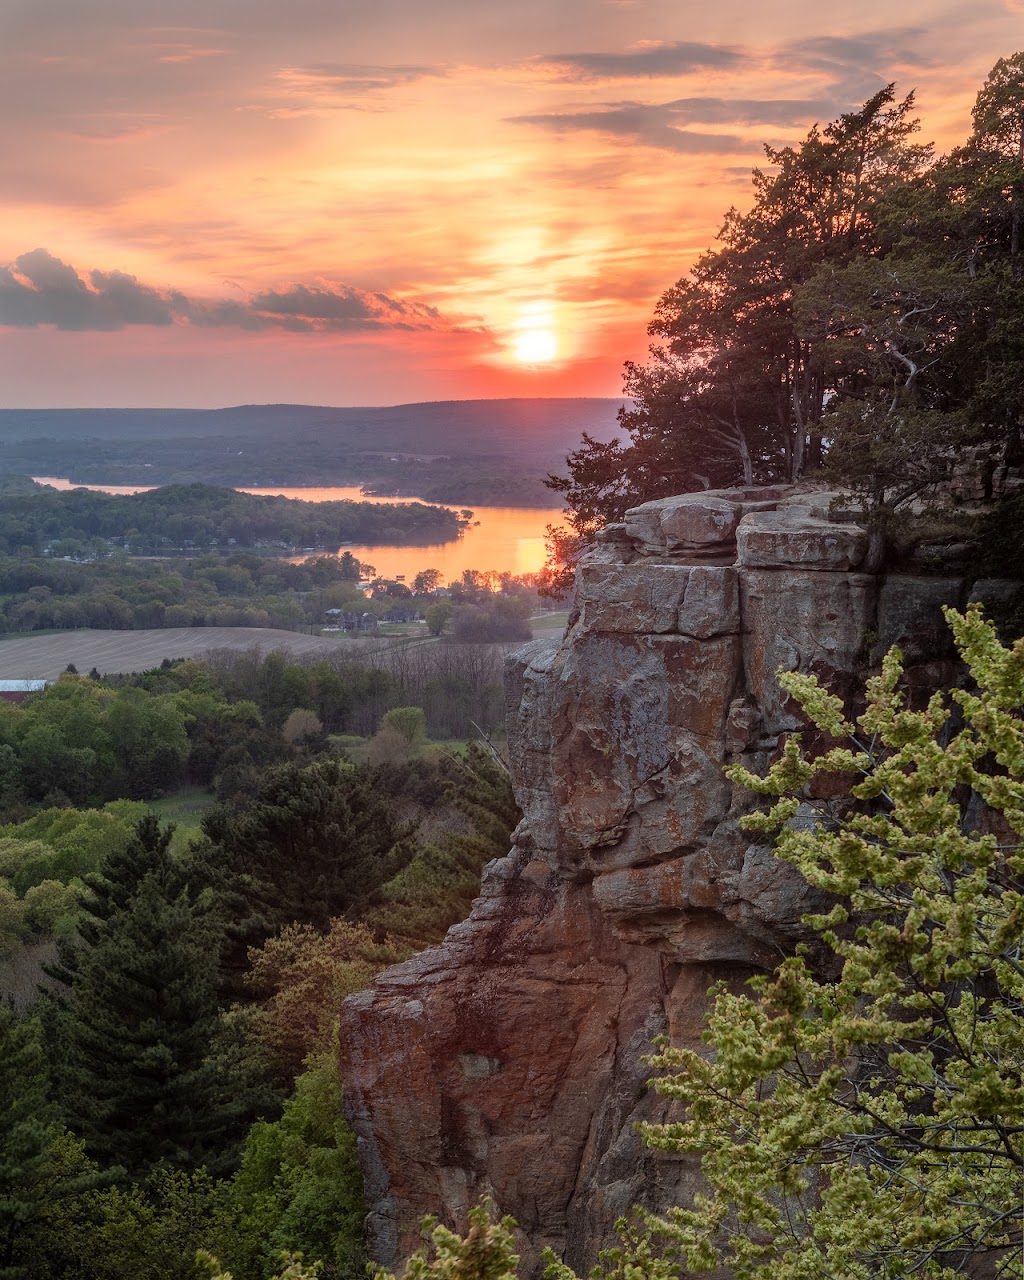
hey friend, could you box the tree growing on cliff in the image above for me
[378,1201,520,1280]
[542,85,932,578]
[572,606,1024,1279]
[543,55,1024,592]
[800,54,1024,536]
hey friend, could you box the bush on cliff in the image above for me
[378,1202,520,1280]
[562,605,1023,1279]
[350,609,1024,1280]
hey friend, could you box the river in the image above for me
[32,477,565,582]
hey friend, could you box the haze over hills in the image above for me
[0,398,624,451]
[0,397,624,507]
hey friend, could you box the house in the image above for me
[333,611,378,633]
[0,679,48,704]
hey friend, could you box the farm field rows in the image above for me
[0,626,387,679]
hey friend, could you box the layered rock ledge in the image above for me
[339,487,1005,1276]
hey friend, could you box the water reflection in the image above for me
[32,477,564,581]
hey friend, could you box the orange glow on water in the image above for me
[33,478,563,580]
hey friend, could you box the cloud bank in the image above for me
[514,26,943,153]
[538,40,746,80]
[511,103,747,153]
[0,250,447,334]
[512,96,840,152]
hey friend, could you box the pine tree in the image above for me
[47,814,186,991]
[544,87,931,531]
[0,1006,102,1278]
[200,757,416,991]
[62,875,230,1176]
[56,819,238,1178]
[0,1004,54,1275]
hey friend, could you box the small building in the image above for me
[0,679,48,704]
[337,611,378,633]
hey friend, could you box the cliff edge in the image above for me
[339,487,1000,1275]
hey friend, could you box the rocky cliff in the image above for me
[339,487,1006,1276]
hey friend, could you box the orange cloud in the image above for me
[0,250,453,335]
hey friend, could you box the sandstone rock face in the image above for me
[736,510,868,570]
[339,489,998,1277]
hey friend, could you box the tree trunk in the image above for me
[863,501,889,574]
[1012,113,1024,270]
[790,428,805,481]
[738,433,753,486]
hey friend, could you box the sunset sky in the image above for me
[1,0,1021,408]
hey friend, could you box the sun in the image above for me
[514,328,558,364]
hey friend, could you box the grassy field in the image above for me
[147,787,217,853]
[0,626,393,680]
[330,731,508,767]
[375,621,428,637]
[530,610,569,633]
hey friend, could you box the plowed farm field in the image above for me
[0,627,383,680]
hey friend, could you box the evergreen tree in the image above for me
[55,819,238,1178]
[544,55,1024,588]
[49,814,184,982]
[0,1006,102,1278]
[0,1004,55,1276]
[200,757,415,988]
[62,874,230,1176]
[545,88,930,537]
[802,56,1024,537]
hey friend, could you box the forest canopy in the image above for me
[0,642,520,1277]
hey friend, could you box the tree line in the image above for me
[0,640,516,826]
[0,480,466,558]
[0,549,549,638]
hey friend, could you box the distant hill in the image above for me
[0,398,624,460]
[0,399,625,505]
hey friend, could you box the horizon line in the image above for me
[0,395,631,414]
